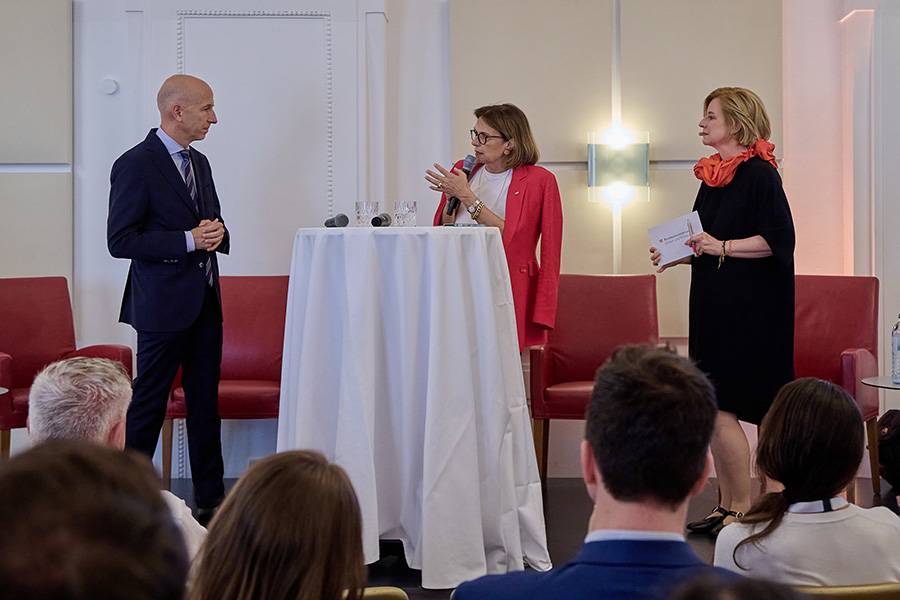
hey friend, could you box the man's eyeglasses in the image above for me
[470,129,506,145]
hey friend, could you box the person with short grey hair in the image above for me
[27,356,207,558]
[29,356,132,446]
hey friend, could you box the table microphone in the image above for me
[446,154,477,216]
[324,213,349,227]
[371,213,392,227]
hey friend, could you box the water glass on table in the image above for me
[355,201,379,227]
[394,201,417,227]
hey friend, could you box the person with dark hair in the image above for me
[651,87,795,537]
[878,410,900,490]
[714,378,900,584]
[426,103,562,351]
[188,450,366,600]
[28,356,207,558]
[0,439,189,600]
[669,572,808,600]
[453,345,739,600]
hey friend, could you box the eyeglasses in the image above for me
[470,129,506,145]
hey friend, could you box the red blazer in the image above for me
[433,162,563,350]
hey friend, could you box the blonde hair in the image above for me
[474,103,540,169]
[704,87,771,146]
[189,451,366,600]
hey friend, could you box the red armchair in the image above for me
[161,275,289,488]
[794,274,881,495]
[0,277,133,457]
[530,274,659,481]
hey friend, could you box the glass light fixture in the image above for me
[587,130,650,204]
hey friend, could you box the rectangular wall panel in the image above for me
[0,0,72,164]
[449,0,613,163]
[621,0,782,161]
[0,173,72,277]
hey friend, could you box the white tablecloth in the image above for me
[277,226,551,589]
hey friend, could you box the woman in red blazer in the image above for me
[426,103,563,351]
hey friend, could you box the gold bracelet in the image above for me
[470,199,484,220]
[718,239,726,269]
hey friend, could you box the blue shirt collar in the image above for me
[156,127,188,155]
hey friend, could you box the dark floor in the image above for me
[171,477,885,600]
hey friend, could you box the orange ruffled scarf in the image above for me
[693,139,778,187]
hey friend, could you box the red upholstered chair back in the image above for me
[793,274,882,497]
[219,275,290,382]
[0,277,77,389]
[546,274,659,385]
[794,275,878,383]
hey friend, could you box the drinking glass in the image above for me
[355,201,379,227]
[393,201,417,227]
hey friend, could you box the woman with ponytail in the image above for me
[714,378,900,585]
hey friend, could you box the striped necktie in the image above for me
[180,149,213,286]
[179,150,198,212]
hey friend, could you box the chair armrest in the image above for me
[841,348,878,420]
[530,344,553,418]
[0,351,10,390]
[0,351,12,419]
[66,345,134,379]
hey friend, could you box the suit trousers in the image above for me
[125,284,225,508]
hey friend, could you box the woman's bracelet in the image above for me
[470,199,484,221]
[718,239,727,269]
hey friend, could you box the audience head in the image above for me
[0,440,188,600]
[473,103,540,168]
[735,377,863,566]
[669,572,808,600]
[584,345,717,510]
[758,377,863,502]
[28,357,132,448]
[189,450,366,600]
[703,87,771,146]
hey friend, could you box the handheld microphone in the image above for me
[371,213,392,227]
[324,213,349,227]
[446,154,477,215]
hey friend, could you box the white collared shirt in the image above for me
[584,529,686,544]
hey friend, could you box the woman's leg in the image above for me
[710,410,752,523]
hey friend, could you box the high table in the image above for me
[277,226,551,589]
[863,376,900,391]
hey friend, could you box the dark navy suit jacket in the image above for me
[453,539,740,600]
[108,129,229,332]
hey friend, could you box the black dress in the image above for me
[689,156,795,425]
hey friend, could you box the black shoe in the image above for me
[687,506,728,533]
[196,506,219,527]
[709,509,743,538]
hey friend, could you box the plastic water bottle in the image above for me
[893,314,900,383]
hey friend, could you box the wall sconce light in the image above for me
[587,130,650,204]
[587,129,650,273]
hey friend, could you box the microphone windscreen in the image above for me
[324,213,349,227]
[462,154,477,174]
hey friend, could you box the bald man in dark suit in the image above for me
[108,74,228,523]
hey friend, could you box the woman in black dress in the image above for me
[650,87,795,537]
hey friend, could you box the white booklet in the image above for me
[647,211,703,268]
